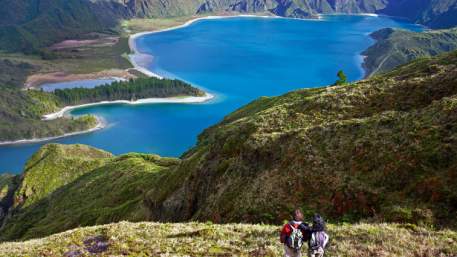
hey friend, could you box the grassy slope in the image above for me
[0,35,132,89]
[0,87,98,142]
[146,51,457,227]
[14,144,113,208]
[0,59,37,87]
[363,28,457,76]
[0,0,123,53]
[0,174,18,220]
[0,174,16,202]
[0,53,457,252]
[0,221,456,256]
[0,144,180,241]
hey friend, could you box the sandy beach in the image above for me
[43,93,214,120]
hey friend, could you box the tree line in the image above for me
[53,77,205,105]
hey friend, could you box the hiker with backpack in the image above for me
[308,214,329,257]
[280,209,311,257]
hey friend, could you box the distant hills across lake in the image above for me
[0,0,455,52]
[0,15,422,173]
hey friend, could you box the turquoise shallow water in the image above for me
[0,15,422,173]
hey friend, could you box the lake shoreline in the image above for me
[0,117,106,146]
[0,93,214,146]
[42,93,214,120]
[127,14,327,79]
[127,13,394,84]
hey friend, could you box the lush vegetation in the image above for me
[53,77,205,105]
[0,144,180,241]
[0,59,36,87]
[0,87,98,142]
[0,0,122,53]
[1,53,457,247]
[0,174,19,222]
[0,77,204,142]
[144,51,457,227]
[333,70,348,85]
[363,27,457,76]
[0,221,456,256]
[0,35,133,90]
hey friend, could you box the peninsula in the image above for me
[0,77,211,144]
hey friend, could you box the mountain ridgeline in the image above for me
[1,0,457,52]
[1,51,457,241]
[363,27,457,76]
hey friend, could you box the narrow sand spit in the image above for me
[43,94,214,121]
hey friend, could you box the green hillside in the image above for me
[0,221,456,256]
[146,51,457,227]
[0,87,98,142]
[0,144,180,241]
[363,27,457,76]
[0,174,19,222]
[0,0,126,53]
[1,52,456,244]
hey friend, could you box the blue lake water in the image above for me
[40,78,120,92]
[0,15,422,173]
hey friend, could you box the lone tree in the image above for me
[334,70,348,85]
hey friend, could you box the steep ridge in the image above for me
[1,52,457,242]
[0,174,19,224]
[146,51,457,227]
[363,27,457,76]
[0,144,180,241]
[0,0,132,52]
